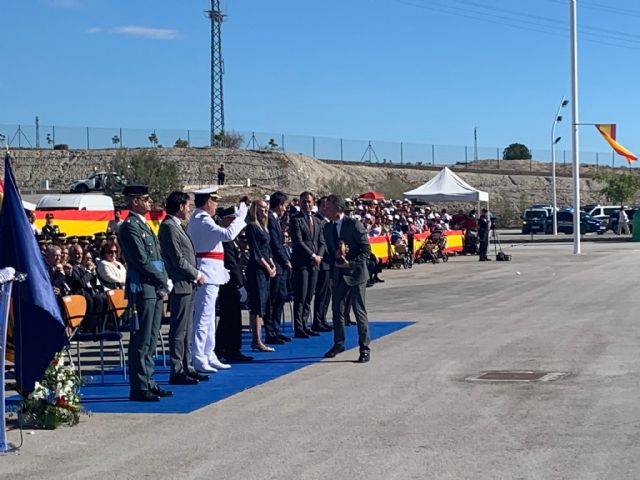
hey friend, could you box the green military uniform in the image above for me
[119,210,168,395]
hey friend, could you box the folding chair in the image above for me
[65,293,127,383]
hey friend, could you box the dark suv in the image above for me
[521,208,551,234]
[556,210,606,234]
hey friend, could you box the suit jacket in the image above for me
[119,212,168,299]
[268,212,290,275]
[324,215,371,286]
[158,216,200,295]
[315,213,330,271]
[222,240,244,290]
[289,211,326,269]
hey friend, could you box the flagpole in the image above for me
[570,0,581,254]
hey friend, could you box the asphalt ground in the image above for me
[2,240,640,479]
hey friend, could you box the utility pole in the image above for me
[35,116,40,148]
[473,127,478,161]
[207,0,225,146]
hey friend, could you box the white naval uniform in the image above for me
[188,206,247,370]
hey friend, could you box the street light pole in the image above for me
[551,97,568,235]
[570,0,581,254]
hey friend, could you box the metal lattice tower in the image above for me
[207,0,225,146]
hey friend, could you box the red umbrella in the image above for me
[359,191,385,200]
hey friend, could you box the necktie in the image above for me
[334,220,340,240]
[308,215,315,237]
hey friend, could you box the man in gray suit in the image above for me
[322,194,371,363]
[158,191,209,385]
[119,185,171,401]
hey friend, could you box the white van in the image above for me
[36,194,114,211]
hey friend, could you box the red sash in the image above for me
[196,251,225,260]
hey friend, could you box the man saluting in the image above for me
[188,188,247,373]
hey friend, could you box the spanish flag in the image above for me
[595,124,637,163]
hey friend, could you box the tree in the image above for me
[503,143,532,160]
[148,132,159,147]
[592,171,640,205]
[213,131,244,149]
[267,138,279,150]
[174,138,189,148]
[110,150,183,206]
[112,135,120,147]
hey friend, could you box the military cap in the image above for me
[218,206,238,218]
[123,185,149,197]
[93,232,107,240]
[193,187,221,204]
[45,213,55,220]
[67,236,79,244]
[37,237,48,245]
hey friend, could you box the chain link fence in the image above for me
[0,123,629,170]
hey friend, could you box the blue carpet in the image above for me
[68,321,412,414]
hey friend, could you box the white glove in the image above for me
[236,202,249,220]
[0,267,16,285]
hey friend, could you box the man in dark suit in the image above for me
[478,208,491,262]
[322,194,371,363]
[158,191,209,386]
[312,196,332,332]
[264,191,292,344]
[119,185,172,402]
[215,207,253,362]
[289,191,326,338]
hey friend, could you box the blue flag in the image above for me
[0,154,67,392]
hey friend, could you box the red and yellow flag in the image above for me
[595,124,637,163]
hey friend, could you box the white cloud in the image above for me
[47,0,82,8]
[86,27,102,34]
[109,25,179,40]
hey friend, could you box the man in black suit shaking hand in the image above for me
[322,194,371,363]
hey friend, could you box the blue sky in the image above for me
[3,0,640,156]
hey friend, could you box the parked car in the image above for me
[607,208,638,233]
[556,210,607,235]
[521,208,552,234]
[583,205,622,229]
[70,172,126,194]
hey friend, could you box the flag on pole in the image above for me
[0,154,67,392]
[595,124,638,163]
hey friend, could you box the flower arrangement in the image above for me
[20,352,86,429]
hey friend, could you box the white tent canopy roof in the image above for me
[403,167,489,202]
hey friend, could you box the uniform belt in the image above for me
[196,251,225,260]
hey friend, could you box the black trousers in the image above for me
[313,268,331,328]
[292,266,318,333]
[479,237,489,259]
[264,272,287,339]
[216,286,243,356]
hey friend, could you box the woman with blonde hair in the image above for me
[245,199,277,352]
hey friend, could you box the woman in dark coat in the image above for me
[245,199,277,352]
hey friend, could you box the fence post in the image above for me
[281,133,285,152]
[465,146,468,165]
[187,129,191,146]
[530,155,532,172]
[612,151,615,168]
[497,147,500,169]
[86,127,90,149]
[312,136,316,158]
[17,125,21,148]
[596,152,599,170]
[119,127,123,148]
[52,125,56,146]
[563,150,566,170]
[431,144,435,165]
[340,138,343,161]
[400,142,403,164]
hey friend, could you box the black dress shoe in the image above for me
[129,390,160,402]
[345,320,355,326]
[277,334,292,342]
[305,329,320,337]
[357,350,370,363]
[187,371,210,381]
[366,280,374,288]
[312,324,332,333]
[374,277,385,283]
[294,331,309,339]
[224,352,254,362]
[265,336,285,345]
[324,345,346,358]
[169,374,198,385]
[150,386,174,397]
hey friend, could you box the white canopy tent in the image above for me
[403,166,489,203]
